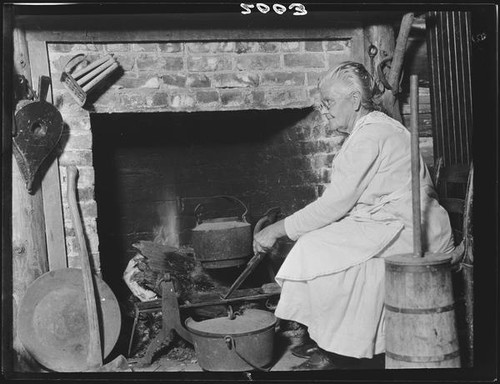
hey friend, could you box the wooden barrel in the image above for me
[384,253,461,368]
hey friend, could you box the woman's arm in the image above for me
[284,132,380,240]
[253,130,382,251]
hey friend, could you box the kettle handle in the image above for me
[194,195,250,224]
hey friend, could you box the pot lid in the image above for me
[192,220,249,231]
[186,309,276,335]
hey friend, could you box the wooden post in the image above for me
[364,23,398,118]
[12,27,49,372]
[385,13,414,123]
[365,14,414,123]
[388,14,415,90]
[364,24,396,75]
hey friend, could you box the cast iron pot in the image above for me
[191,196,252,269]
[185,308,277,371]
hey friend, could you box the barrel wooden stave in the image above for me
[384,253,461,369]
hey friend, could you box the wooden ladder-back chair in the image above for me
[433,157,474,367]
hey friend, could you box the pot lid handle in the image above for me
[226,305,241,320]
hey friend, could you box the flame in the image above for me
[153,199,179,248]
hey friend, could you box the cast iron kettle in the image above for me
[191,195,252,269]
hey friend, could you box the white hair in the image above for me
[319,61,382,111]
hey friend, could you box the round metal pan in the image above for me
[17,268,121,372]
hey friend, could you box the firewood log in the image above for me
[131,241,225,301]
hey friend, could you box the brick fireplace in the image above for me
[47,37,357,287]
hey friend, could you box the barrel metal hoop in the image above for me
[386,264,448,273]
[386,350,460,363]
[384,303,455,314]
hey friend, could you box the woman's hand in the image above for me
[253,219,286,254]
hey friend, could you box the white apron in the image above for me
[276,182,408,281]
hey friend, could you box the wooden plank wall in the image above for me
[28,41,67,271]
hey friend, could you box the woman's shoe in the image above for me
[292,349,361,371]
[290,339,319,359]
[292,350,337,370]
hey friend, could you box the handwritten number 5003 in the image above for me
[241,3,308,16]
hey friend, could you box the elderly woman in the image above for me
[253,61,454,370]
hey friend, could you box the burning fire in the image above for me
[153,199,180,248]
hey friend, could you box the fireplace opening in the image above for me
[91,108,335,302]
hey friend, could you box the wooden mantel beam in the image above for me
[15,11,405,42]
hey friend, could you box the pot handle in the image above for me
[193,203,205,224]
[224,335,271,372]
[194,195,250,224]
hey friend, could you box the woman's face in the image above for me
[318,80,357,134]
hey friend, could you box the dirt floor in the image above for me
[127,332,308,372]
[126,328,384,372]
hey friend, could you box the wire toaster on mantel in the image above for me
[60,53,120,106]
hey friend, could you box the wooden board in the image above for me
[12,159,50,372]
[12,26,49,372]
[27,40,67,270]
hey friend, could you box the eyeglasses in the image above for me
[314,92,354,112]
[314,99,335,112]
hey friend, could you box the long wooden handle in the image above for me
[410,75,423,257]
[66,166,103,369]
[388,13,414,92]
